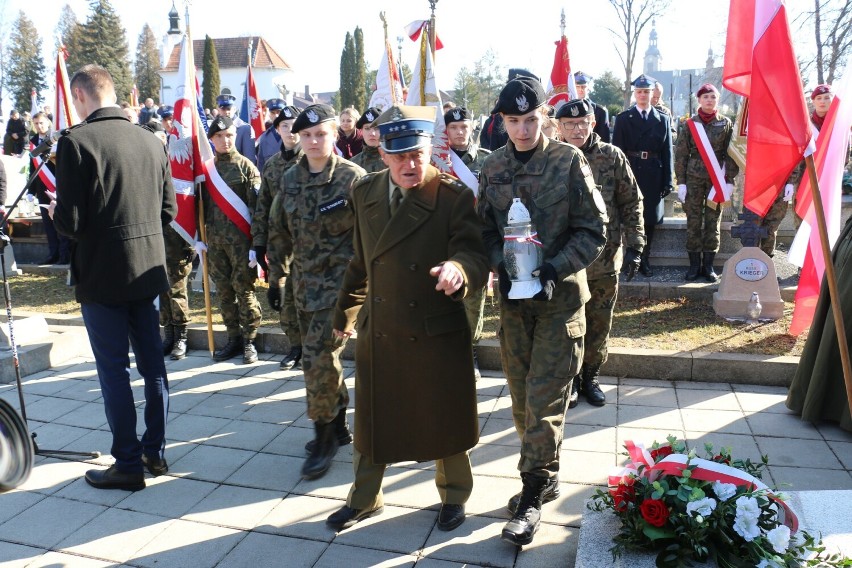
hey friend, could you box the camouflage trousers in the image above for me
[498,292,585,477]
[159,232,195,327]
[684,179,723,252]
[759,191,802,257]
[297,307,349,424]
[463,285,487,345]
[207,240,261,340]
[279,277,301,348]
[584,274,619,369]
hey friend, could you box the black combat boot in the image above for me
[305,408,353,453]
[703,252,719,283]
[502,473,548,546]
[301,420,340,480]
[170,326,188,360]
[685,252,701,281]
[582,366,606,406]
[243,339,258,364]
[639,249,653,277]
[507,474,560,514]
[280,345,302,370]
[213,336,242,362]
[568,375,580,409]
[162,325,174,356]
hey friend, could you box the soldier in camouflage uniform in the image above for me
[557,99,645,408]
[674,84,739,282]
[350,107,385,173]
[160,226,195,360]
[267,104,366,480]
[478,78,607,546]
[445,106,491,379]
[202,116,262,364]
[250,106,304,369]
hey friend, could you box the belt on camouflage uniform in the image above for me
[626,151,660,160]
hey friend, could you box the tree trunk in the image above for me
[815,0,825,84]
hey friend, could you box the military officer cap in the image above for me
[631,74,656,89]
[812,84,832,99]
[492,77,546,115]
[266,98,286,111]
[573,71,593,85]
[696,83,719,97]
[208,115,234,137]
[216,94,237,108]
[356,106,381,129]
[291,103,336,134]
[157,105,174,118]
[555,98,593,120]
[508,68,540,82]
[375,104,436,154]
[272,106,300,128]
[443,106,472,125]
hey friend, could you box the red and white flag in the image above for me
[546,35,577,111]
[130,84,139,109]
[404,20,443,50]
[54,47,77,133]
[722,0,813,217]
[369,36,404,111]
[787,68,852,335]
[242,53,264,140]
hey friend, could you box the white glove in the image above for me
[248,249,258,268]
[783,184,794,202]
[194,241,208,254]
[726,183,734,199]
[677,184,687,203]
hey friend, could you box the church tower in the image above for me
[643,20,662,74]
[160,2,183,69]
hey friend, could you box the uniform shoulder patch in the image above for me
[439,173,467,193]
[352,172,378,190]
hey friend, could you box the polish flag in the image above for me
[54,47,78,133]
[722,0,813,217]
[369,36,404,111]
[241,47,264,140]
[546,35,577,111]
[787,69,852,335]
[404,20,443,50]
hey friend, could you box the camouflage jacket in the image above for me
[203,147,260,244]
[454,142,491,179]
[478,136,607,307]
[251,143,303,248]
[674,114,739,184]
[268,154,366,311]
[580,133,646,279]
[350,144,385,173]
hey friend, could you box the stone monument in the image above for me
[713,209,785,320]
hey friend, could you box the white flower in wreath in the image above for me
[765,525,791,553]
[712,481,738,501]
[685,497,717,517]
[733,496,761,542]
[756,559,784,568]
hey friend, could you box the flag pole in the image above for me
[803,155,852,416]
[428,0,437,58]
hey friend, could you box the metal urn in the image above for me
[503,198,543,299]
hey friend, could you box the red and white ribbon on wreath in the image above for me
[503,232,543,247]
[687,119,730,204]
[609,440,799,533]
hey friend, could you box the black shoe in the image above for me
[582,367,606,407]
[243,339,258,364]
[170,326,188,360]
[437,503,466,531]
[502,473,547,546]
[326,505,384,531]
[305,409,353,453]
[142,454,169,477]
[280,346,302,370]
[685,252,701,281]
[301,421,339,480]
[38,255,58,265]
[162,325,175,356]
[507,474,560,514]
[213,337,242,362]
[568,375,580,409]
[472,347,481,381]
[703,252,719,283]
[85,465,145,491]
[638,256,653,277]
[56,255,70,265]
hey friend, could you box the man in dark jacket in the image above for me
[52,64,177,491]
[29,112,70,264]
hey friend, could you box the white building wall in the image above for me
[159,68,295,109]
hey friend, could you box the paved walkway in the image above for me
[1,351,850,568]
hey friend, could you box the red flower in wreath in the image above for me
[713,454,732,465]
[639,498,669,527]
[650,445,673,461]
[610,482,636,511]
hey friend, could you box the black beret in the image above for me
[141,120,165,133]
[291,104,335,134]
[356,107,381,129]
[507,68,539,82]
[208,115,234,137]
[555,98,593,120]
[443,107,471,125]
[492,77,546,115]
[273,106,300,128]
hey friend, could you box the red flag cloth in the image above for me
[243,64,264,140]
[169,35,201,244]
[722,0,812,217]
[547,36,577,105]
[54,49,77,133]
[404,20,443,50]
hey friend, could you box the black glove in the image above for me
[621,247,641,282]
[253,245,269,273]
[267,285,282,311]
[661,185,673,199]
[497,262,518,305]
[532,263,558,301]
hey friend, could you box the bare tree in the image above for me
[605,0,672,107]
[797,0,852,86]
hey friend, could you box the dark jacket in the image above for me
[54,106,176,304]
[480,114,509,151]
[28,132,56,203]
[334,166,489,463]
[589,99,611,143]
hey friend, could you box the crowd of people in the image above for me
[27,60,849,551]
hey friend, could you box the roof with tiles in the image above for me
[162,36,292,72]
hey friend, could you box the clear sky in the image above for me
[3,0,822,106]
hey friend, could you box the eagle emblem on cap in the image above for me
[516,95,529,113]
[452,109,461,120]
[307,109,319,123]
[283,109,292,118]
[216,119,225,129]
[570,105,579,117]
[366,112,375,121]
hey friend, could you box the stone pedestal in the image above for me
[0,316,49,349]
[713,247,784,320]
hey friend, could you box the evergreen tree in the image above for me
[134,24,161,103]
[55,3,82,65]
[202,35,221,112]
[352,27,367,111]
[339,31,355,110]
[76,0,133,101]
[589,70,625,112]
[6,11,47,113]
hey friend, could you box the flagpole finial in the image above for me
[429,0,438,17]
[560,8,566,36]
[183,1,191,32]
[380,11,388,43]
